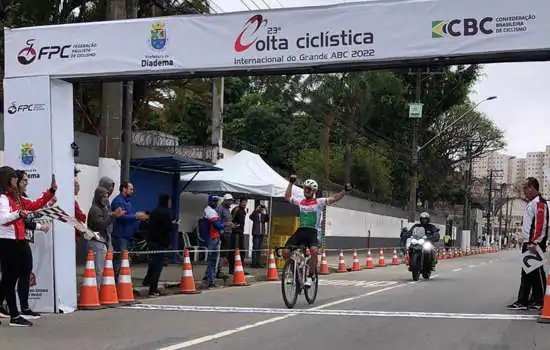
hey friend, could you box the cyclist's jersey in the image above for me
[291,197,328,232]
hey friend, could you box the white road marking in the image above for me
[452,268,462,272]
[468,265,476,268]
[123,304,537,321]
[153,282,408,349]
[318,280,398,288]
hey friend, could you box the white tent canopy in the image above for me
[180,150,303,198]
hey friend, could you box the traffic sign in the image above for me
[409,103,423,119]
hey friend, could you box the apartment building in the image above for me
[472,147,550,197]
[472,152,511,184]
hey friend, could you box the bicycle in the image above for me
[275,245,319,309]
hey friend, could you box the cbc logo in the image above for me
[432,17,493,38]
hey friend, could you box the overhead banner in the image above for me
[3,76,56,313]
[4,0,549,78]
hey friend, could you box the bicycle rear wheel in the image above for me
[281,259,298,309]
[304,269,319,305]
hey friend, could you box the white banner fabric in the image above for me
[3,76,55,313]
[4,0,549,78]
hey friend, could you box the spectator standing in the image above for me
[87,187,125,286]
[249,204,269,268]
[0,170,51,321]
[507,177,549,311]
[0,166,55,327]
[216,194,234,278]
[97,176,115,246]
[230,198,248,274]
[203,195,224,289]
[145,194,178,296]
[110,181,148,279]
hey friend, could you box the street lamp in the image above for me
[417,96,498,152]
[407,96,498,223]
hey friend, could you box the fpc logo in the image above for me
[234,14,268,52]
[432,18,494,38]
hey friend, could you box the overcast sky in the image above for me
[214,0,549,158]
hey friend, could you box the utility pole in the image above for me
[210,77,224,163]
[100,0,127,161]
[120,0,137,183]
[504,193,510,247]
[486,169,503,244]
[463,140,473,231]
[407,68,422,223]
[487,170,493,242]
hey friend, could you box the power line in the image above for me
[245,0,262,10]
[238,0,252,10]
[258,0,272,9]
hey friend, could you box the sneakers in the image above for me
[507,302,528,310]
[0,305,10,319]
[529,303,543,311]
[304,277,313,288]
[9,316,33,327]
[21,309,41,320]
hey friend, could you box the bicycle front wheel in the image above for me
[304,269,319,305]
[281,259,298,309]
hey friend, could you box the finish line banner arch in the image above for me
[3,0,550,313]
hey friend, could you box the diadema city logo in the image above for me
[232,14,376,66]
[17,38,97,65]
[142,21,174,68]
[432,14,535,39]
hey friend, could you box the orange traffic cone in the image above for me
[232,249,249,286]
[391,249,399,265]
[99,249,119,307]
[538,273,550,323]
[319,249,330,275]
[78,249,102,310]
[351,249,360,271]
[266,249,279,281]
[404,252,409,265]
[378,249,385,267]
[337,250,347,272]
[117,250,135,305]
[179,248,201,294]
[365,250,374,269]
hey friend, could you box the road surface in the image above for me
[2,249,549,350]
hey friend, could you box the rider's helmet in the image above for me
[302,179,318,198]
[419,212,430,226]
[208,195,220,208]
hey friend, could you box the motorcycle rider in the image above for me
[407,212,440,270]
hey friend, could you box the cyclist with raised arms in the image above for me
[284,175,350,287]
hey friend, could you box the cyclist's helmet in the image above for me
[303,179,318,198]
[419,212,430,225]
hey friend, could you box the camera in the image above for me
[71,142,80,157]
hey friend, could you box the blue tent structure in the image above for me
[130,155,221,263]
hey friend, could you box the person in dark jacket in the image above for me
[87,187,125,286]
[229,198,248,274]
[145,194,177,296]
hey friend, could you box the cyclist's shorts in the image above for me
[284,227,319,248]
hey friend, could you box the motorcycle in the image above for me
[406,226,434,281]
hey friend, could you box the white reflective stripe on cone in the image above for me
[82,278,97,286]
[86,261,95,269]
[121,259,130,268]
[119,275,132,284]
[183,270,193,277]
[102,276,116,285]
